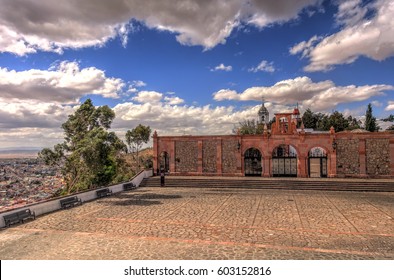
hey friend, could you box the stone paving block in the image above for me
[0,187,393,260]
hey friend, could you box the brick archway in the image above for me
[272,144,298,177]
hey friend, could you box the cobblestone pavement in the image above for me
[0,187,393,259]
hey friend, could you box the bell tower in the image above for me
[258,98,269,125]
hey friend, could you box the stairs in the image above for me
[140,176,394,192]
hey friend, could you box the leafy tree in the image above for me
[236,119,264,135]
[382,114,394,122]
[315,113,330,131]
[365,103,379,132]
[302,109,361,132]
[302,108,318,129]
[347,115,362,130]
[39,99,128,194]
[126,124,152,171]
[328,111,350,132]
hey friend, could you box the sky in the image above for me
[0,0,393,149]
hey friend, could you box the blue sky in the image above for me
[0,0,393,148]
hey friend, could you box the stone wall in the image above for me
[366,139,391,175]
[175,141,198,172]
[222,140,238,173]
[336,139,360,175]
[203,140,217,173]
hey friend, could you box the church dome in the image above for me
[258,103,269,116]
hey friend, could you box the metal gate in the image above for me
[272,145,297,177]
[244,148,262,176]
[159,152,170,173]
[308,147,327,178]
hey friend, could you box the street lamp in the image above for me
[332,139,337,150]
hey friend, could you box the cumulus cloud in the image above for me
[291,0,394,71]
[127,80,147,93]
[248,60,275,73]
[213,76,393,111]
[164,96,185,105]
[113,102,260,136]
[0,61,124,104]
[385,101,394,111]
[0,0,323,55]
[0,61,126,147]
[132,91,163,104]
[211,63,233,72]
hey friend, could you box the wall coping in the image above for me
[0,169,153,228]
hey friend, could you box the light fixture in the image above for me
[332,139,337,150]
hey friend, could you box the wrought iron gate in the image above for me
[159,152,170,173]
[244,148,262,176]
[308,147,327,178]
[272,145,297,177]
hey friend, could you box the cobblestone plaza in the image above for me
[0,187,393,259]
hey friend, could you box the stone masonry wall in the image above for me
[222,140,238,173]
[175,141,198,172]
[336,139,360,175]
[366,139,390,175]
[203,140,217,173]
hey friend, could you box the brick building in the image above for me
[153,104,394,178]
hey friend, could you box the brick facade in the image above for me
[153,109,394,178]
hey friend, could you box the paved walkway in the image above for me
[0,187,393,259]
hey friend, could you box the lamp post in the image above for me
[332,139,337,151]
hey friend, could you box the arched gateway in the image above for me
[308,147,327,178]
[272,145,298,177]
[159,152,170,173]
[244,148,262,176]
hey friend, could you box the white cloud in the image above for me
[127,80,147,93]
[213,76,393,111]
[291,0,394,71]
[385,101,394,111]
[0,0,324,55]
[248,60,275,73]
[112,102,261,136]
[371,100,383,107]
[164,96,185,105]
[211,63,233,72]
[132,91,163,104]
[0,61,124,104]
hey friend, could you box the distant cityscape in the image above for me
[0,154,64,212]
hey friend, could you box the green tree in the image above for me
[302,108,318,129]
[382,114,394,122]
[39,99,128,194]
[365,103,379,132]
[328,111,350,132]
[236,119,264,135]
[126,124,152,171]
[347,115,361,130]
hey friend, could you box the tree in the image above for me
[328,111,349,132]
[365,103,379,132]
[236,119,264,135]
[39,99,128,194]
[302,108,318,129]
[347,115,361,130]
[126,124,152,171]
[382,114,394,122]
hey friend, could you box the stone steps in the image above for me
[140,177,394,192]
